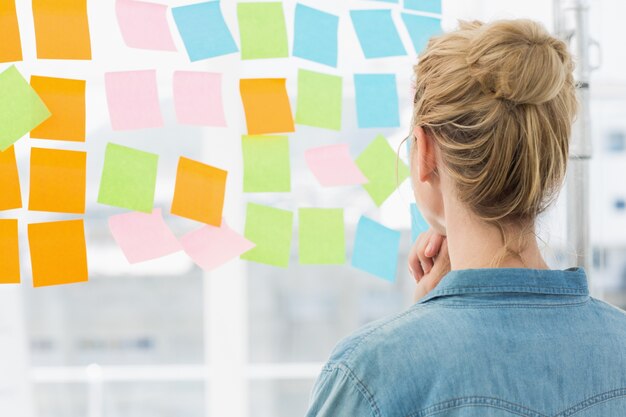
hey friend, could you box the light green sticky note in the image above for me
[356,135,410,206]
[0,65,51,151]
[295,69,342,131]
[237,2,288,60]
[242,135,291,192]
[240,203,294,267]
[298,208,345,265]
[97,143,159,213]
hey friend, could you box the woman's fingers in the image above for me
[416,230,436,274]
[408,234,425,282]
[409,229,448,289]
[425,233,444,257]
[413,237,451,301]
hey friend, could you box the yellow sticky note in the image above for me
[240,78,294,135]
[28,219,88,287]
[33,0,92,60]
[29,148,86,214]
[30,76,86,141]
[0,0,22,63]
[0,146,22,211]
[171,156,227,226]
[0,219,20,284]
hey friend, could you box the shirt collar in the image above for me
[416,266,589,304]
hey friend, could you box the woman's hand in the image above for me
[408,229,451,301]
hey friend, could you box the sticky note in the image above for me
[104,70,163,130]
[351,216,401,282]
[0,66,51,151]
[242,135,290,193]
[0,146,22,211]
[293,4,338,67]
[171,156,227,226]
[97,143,159,213]
[32,0,91,60]
[172,1,238,61]
[404,0,441,14]
[240,78,294,135]
[29,148,86,214]
[411,203,430,242]
[109,208,182,264]
[299,208,345,265]
[115,0,176,51]
[304,144,367,187]
[0,0,22,63]
[28,219,88,287]
[0,219,20,284]
[354,73,399,128]
[350,9,406,59]
[173,71,226,126]
[181,220,255,271]
[240,203,293,267]
[237,2,288,60]
[30,76,86,141]
[401,13,442,54]
[356,135,409,206]
[295,69,342,131]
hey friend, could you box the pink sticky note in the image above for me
[115,0,177,51]
[304,143,368,187]
[109,208,182,263]
[180,220,255,271]
[173,71,226,126]
[104,70,164,130]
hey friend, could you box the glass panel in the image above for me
[103,382,206,417]
[249,380,314,417]
[34,383,87,417]
[248,226,415,363]
[25,216,205,366]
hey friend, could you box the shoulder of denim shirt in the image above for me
[321,301,433,372]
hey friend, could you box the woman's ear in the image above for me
[413,125,438,183]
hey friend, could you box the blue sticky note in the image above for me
[350,9,407,59]
[354,74,400,128]
[293,4,339,67]
[352,216,401,282]
[404,0,441,14]
[172,1,238,62]
[401,13,442,54]
[410,203,429,242]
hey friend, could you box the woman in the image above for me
[305,19,626,416]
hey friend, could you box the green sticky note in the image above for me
[0,65,51,151]
[240,203,293,267]
[356,135,409,206]
[237,2,288,60]
[97,143,159,213]
[298,208,345,265]
[295,69,342,131]
[242,135,291,192]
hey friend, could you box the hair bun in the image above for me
[465,19,572,106]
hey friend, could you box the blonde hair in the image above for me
[410,19,579,267]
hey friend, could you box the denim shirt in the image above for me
[305,267,626,417]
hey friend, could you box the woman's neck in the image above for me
[443,197,550,271]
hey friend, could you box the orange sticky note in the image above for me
[239,78,294,135]
[0,219,20,284]
[0,146,22,210]
[32,0,92,60]
[0,0,22,63]
[28,219,88,287]
[171,156,227,226]
[30,76,86,141]
[29,147,86,214]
